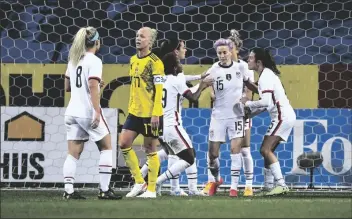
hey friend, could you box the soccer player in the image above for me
[228,29,255,196]
[140,39,205,196]
[202,38,257,197]
[241,48,296,195]
[119,27,164,198]
[63,26,122,200]
[155,52,212,195]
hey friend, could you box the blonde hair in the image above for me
[68,26,98,66]
[228,29,243,51]
[149,28,158,49]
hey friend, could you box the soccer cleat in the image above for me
[170,189,188,196]
[188,189,206,196]
[255,187,272,196]
[202,177,223,196]
[98,188,123,200]
[229,189,238,197]
[137,190,157,198]
[63,191,86,200]
[243,187,253,197]
[126,182,147,197]
[265,185,289,196]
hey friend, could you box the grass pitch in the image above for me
[1,190,351,218]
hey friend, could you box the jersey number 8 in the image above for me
[76,66,82,88]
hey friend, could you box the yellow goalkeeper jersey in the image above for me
[128,52,165,117]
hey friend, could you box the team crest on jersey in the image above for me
[236,72,241,78]
[226,74,232,81]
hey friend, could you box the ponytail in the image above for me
[228,29,243,51]
[68,26,98,66]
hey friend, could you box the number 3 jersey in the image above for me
[163,74,191,127]
[208,61,249,119]
[65,52,103,118]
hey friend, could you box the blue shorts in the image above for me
[122,113,163,138]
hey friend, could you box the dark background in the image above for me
[1,0,351,108]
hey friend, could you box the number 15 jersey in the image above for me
[208,61,249,120]
[65,52,103,118]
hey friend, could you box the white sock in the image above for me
[241,147,253,188]
[99,150,113,192]
[168,155,180,191]
[157,159,191,185]
[264,168,274,189]
[230,153,242,190]
[208,155,220,182]
[63,154,77,194]
[141,149,168,178]
[185,158,198,191]
[269,162,286,186]
[207,153,215,182]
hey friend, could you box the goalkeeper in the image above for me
[119,27,165,198]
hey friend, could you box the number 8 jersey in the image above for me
[65,52,103,118]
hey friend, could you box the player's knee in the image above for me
[260,147,271,157]
[177,149,195,166]
[208,151,219,161]
[241,147,251,157]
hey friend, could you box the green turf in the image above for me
[1,190,351,218]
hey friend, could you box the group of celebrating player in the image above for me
[62,25,296,200]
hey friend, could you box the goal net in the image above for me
[1,0,351,192]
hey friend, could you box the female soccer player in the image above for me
[63,26,122,200]
[202,39,257,197]
[228,29,255,196]
[119,27,165,198]
[140,39,205,196]
[154,52,212,196]
[241,48,296,196]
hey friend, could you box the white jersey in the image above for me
[240,59,255,93]
[65,52,103,118]
[255,68,295,121]
[208,61,249,119]
[163,74,191,126]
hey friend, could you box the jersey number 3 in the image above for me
[76,66,82,88]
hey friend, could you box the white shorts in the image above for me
[163,125,193,154]
[65,115,110,142]
[244,118,252,131]
[266,119,295,142]
[209,117,245,142]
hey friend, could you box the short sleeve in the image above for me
[176,78,191,96]
[239,62,249,82]
[88,57,103,82]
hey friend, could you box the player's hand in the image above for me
[240,96,249,104]
[151,116,159,131]
[244,106,252,119]
[99,80,105,88]
[91,110,101,129]
[210,92,216,101]
[200,76,214,88]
